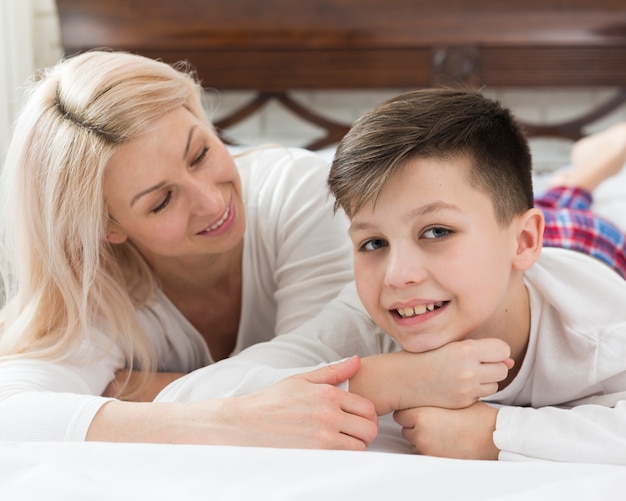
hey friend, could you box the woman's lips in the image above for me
[198,200,234,235]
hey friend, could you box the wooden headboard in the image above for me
[56,0,626,148]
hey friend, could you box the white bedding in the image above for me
[2,157,625,500]
[2,418,625,501]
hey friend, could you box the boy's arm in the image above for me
[394,399,626,465]
[348,340,513,415]
[494,400,626,464]
[393,402,500,459]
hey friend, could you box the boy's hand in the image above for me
[351,338,513,415]
[393,402,500,460]
[403,338,514,410]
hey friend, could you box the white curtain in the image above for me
[0,0,35,162]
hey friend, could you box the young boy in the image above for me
[158,90,626,463]
[327,88,626,462]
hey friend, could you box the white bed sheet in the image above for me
[2,429,625,501]
[2,416,626,500]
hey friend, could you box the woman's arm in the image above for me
[91,357,377,449]
[0,356,377,448]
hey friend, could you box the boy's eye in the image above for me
[422,227,451,239]
[361,238,387,252]
[151,191,172,214]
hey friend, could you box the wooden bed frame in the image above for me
[56,0,626,149]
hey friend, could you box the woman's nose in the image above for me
[188,177,223,214]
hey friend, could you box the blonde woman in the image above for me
[0,50,385,447]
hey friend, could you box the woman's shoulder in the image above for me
[233,145,330,183]
[234,146,333,210]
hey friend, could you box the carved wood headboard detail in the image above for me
[56,0,626,147]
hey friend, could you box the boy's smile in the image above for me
[349,155,533,355]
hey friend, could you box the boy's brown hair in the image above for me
[328,88,534,225]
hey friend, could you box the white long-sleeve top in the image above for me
[487,247,626,464]
[0,146,356,441]
[157,248,626,464]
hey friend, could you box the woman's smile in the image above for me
[197,199,235,236]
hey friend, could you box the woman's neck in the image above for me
[154,240,244,295]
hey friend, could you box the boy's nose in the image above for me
[383,246,427,288]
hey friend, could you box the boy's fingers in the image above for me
[471,338,511,362]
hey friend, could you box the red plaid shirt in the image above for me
[536,186,626,280]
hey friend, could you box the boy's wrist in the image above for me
[348,354,399,415]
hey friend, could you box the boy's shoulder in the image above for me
[525,247,625,325]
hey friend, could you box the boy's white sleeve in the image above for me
[494,399,626,465]
[156,282,397,402]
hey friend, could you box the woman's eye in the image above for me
[361,238,387,252]
[423,227,450,239]
[192,146,209,166]
[151,192,172,214]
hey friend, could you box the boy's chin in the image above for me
[397,336,449,354]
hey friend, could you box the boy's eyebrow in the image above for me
[410,201,461,218]
[349,201,461,234]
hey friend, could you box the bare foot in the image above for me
[551,122,626,192]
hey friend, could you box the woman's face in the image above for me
[103,106,245,266]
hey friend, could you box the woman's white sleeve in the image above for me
[267,149,355,335]
[0,360,116,441]
[0,331,124,441]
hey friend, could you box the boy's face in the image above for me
[348,156,523,353]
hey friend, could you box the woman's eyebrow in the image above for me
[130,124,201,207]
[183,125,198,160]
[131,181,167,207]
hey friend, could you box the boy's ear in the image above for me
[512,208,544,271]
[104,221,128,245]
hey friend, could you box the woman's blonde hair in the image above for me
[0,50,207,391]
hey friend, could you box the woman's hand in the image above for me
[91,356,378,450]
[216,356,378,450]
[349,338,514,415]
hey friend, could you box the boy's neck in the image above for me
[470,278,531,390]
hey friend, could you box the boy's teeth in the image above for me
[397,301,443,318]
